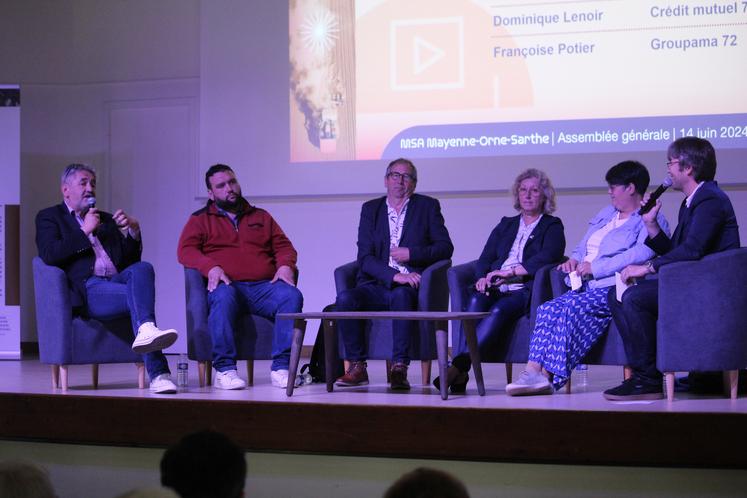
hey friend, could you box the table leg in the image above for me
[323,318,338,393]
[463,320,485,396]
[435,320,449,400]
[286,318,307,397]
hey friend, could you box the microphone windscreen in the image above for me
[87,197,96,208]
[662,176,673,188]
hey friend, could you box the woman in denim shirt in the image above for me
[506,160,670,395]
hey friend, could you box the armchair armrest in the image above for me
[447,260,477,314]
[334,261,359,295]
[419,259,451,312]
[658,248,747,372]
[32,257,74,364]
[183,267,211,359]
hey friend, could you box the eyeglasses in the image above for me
[387,172,416,182]
[666,159,680,167]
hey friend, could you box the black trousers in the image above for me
[607,280,662,385]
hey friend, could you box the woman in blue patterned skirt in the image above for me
[506,160,669,396]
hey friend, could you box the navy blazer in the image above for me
[647,181,740,270]
[35,203,142,310]
[356,193,454,287]
[474,214,566,282]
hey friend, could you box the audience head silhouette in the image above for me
[384,467,470,498]
[160,430,247,498]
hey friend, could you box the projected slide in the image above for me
[289,0,747,162]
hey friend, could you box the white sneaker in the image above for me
[214,369,247,390]
[506,370,553,396]
[270,369,303,389]
[132,322,178,354]
[149,373,177,394]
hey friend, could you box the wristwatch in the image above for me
[645,260,656,273]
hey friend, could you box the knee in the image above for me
[336,289,358,311]
[208,283,239,310]
[130,261,154,278]
[389,286,417,310]
[279,284,303,311]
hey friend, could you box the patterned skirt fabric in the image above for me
[528,287,612,389]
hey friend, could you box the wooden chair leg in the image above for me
[386,360,392,383]
[565,377,572,394]
[91,364,99,389]
[421,360,431,385]
[505,363,512,384]
[136,362,145,389]
[246,360,255,386]
[623,366,633,380]
[206,362,213,386]
[198,361,208,387]
[665,372,675,402]
[724,370,738,399]
[60,365,69,392]
[51,365,60,389]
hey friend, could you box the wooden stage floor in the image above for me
[1,356,745,468]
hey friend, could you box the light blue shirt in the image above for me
[570,205,670,289]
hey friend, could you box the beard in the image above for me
[214,195,244,212]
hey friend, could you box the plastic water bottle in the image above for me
[575,363,588,388]
[296,371,313,387]
[177,353,189,390]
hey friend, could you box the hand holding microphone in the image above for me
[81,197,100,235]
[638,177,673,215]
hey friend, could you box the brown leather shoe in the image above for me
[335,361,369,386]
[390,362,410,390]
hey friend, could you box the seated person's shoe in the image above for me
[214,369,247,390]
[506,370,553,396]
[390,362,410,390]
[433,366,469,394]
[149,373,177,394]
[270,369,303,389]
[132,322,178,354]
[603,377,664,401]
[335,361,369,386]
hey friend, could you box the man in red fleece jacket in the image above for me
[177,164,303,390]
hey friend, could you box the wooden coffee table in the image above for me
[277,311,489,399]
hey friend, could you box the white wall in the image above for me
[4,0,747,348]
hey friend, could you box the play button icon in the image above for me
[413,36,445,75]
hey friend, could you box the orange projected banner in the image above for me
[289,0,747,162]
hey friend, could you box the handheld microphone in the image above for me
[638,177,673,215]
[86,197,96,209]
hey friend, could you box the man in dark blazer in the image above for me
[36,164,179,393]
[605,137,740,400]
[335,158,454,390]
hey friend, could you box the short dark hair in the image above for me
[667,137,717,182]
[386,158,418,182]
[205,164,235,190]
[384,467,470,498]
[160,430,246,498]
[605,160,650,196]
[61,163,96,185]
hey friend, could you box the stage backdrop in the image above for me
[0,85,21,359]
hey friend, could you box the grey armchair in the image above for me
[658,248,747,400]
[447,260,556,385]
[333,259,451,384]
[183,267,274,386]
[32,257,145,391]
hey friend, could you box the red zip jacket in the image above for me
[177,200,297,281]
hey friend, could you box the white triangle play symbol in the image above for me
[413,36,445,75]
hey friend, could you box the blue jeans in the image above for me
[85,261,170,380]
[452,286,530,372]
[335,283,418,364]
[207,280,303,372]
